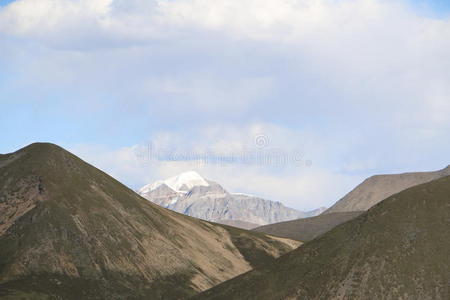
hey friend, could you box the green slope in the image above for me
[0,143,299,299]
[195,175,450,300]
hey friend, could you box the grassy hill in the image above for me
[0,143,299,299]
[195,175,450,299]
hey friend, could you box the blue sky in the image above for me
[409,0,450,14]
[1,0,450,210]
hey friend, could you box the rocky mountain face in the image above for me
[324,165,450,214]
[0,143,300,299]
[139,172,326,228]
[195,175,450,300]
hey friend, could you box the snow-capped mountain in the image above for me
[138,171,326,228]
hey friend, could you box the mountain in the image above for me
[194,175,450,300]
[139,172,326,228]
[253,211,363,242]
[324,165,450,214]
[0,143,300,299]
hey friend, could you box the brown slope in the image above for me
[253,211,363,242]
[194,175,450,300]
[0,143,299,300]
[324,165,450,214]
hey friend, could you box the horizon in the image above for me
[1,0,450,211]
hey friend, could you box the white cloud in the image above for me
[2,0,450,209]
[2,0,449,120]
[71,141,364,210]
[68,123,366,210]
[140,75,273,112]
[0,0,111,35]
[142,122,315,157]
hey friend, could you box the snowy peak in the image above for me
[140,171,210,194]
[165,171,210,192]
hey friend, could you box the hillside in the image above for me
[253,211,363,242]
[324,165,450,214]
[195,175,450,299]
[0,143,299,300]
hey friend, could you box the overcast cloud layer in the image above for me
[1,0,449,210]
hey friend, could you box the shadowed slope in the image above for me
[0,143,299,300]
[195,175,450,300]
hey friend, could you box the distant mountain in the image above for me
[324,165,450,214]
[138,172,326,227]
[254,211,363,242]
[195,175,450,300]
[0,143,299,299]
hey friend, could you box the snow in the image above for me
[139,171,209,194]
[164,171,209,192]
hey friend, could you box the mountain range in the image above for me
[1,142,448,299]
[138,171,326,228]
[0,143,299,299]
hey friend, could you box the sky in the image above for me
[1,0,450,210]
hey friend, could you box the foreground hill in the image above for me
[324,165,450,214]
[0,143,299,300]
[254,211,363,242]
[195,175,450,299]
[139,172,325,227]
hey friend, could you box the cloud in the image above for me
[2,0,449,119]
[69,122,366,210]
[71,141,364,210]
[1,0,450,209]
